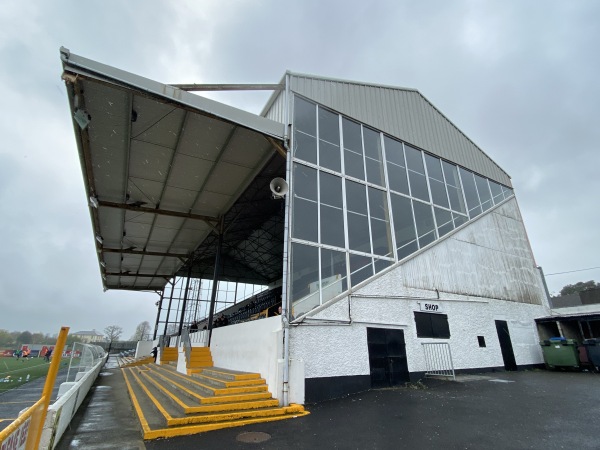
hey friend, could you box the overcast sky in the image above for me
[0,1,598,339]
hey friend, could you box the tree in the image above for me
[31,332,45,344]
[104,325,123,343]
[559,280,600,296]
[16,331,32,346]
[0,329,14,347]
[131,321,152,341]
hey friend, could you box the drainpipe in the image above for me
[281,73,292,407]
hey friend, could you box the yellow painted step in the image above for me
[146,366,268,399]
[143,409,310,440]
[197,368,262,381]
[165,405,306,427]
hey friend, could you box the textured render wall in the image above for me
[291,198,550,380]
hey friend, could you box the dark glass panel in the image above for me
[489,181,504,205]
[447,185,466,214]
[424,154,444,181]
[408,171,430,202]
[371,218,392,257]
[292,198,318,242]
[291,243,320,316]
[374,258,392,274]
[397,241,419,260]
[502,185,514,199]
[442,161,460,187]
[342,117,362,153]
[474,175,492,211]
[344,149,365,180]
[294,164,317,201]
[294,97,316,136]
[387,161,410,195]
[290,243,319,302]
[320,204,345,248]
[430,178,449,208]
[418,231,436,248]
[459,168,480,216]
[318,107,339,145]
[413,201,435,243]
[321,248,348,303]
[435,207,454,237]
[368,187,388,220]
[319,139,341,173]
[366,157,385,187]
[390,194,417,253]
[349,253,373,287]
[404,145,425,174]
[453,213,467,228]
[347,212,371,253]
[384,136,405,166]
[293,130,317,164]
[346,180,368,215]
[383,136,409,195]
[320,172,343,208]
[364,128,384,186]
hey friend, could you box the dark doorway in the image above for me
[495,320,517,371]
[367,328,410,387]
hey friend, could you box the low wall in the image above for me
[210,317,283,402]
[39,354,108,449]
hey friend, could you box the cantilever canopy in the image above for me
[60,48,287,292]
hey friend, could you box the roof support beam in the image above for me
[172,83,284,92]
[97,200,219,224]
[102,247,189,259]
[105,272,172,279]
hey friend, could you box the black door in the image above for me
[495,320,517,371]
[367,328,410,387]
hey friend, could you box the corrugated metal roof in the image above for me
[61,48,285,292]
[263,71,511,186]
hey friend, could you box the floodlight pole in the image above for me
[207,219,224,347]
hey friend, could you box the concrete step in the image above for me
[122,364,308,440]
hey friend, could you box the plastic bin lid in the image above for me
[549,337,566,341]
[583,338,600,345]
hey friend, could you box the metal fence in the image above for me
[65,343,106,383]
[422,342,456,380]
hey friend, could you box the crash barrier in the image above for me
[39,348,108,449]
[422,342,456,380]
[0,327,69,450]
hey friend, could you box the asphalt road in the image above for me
[145,370,600,450]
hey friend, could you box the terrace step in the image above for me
[121,350,308,439]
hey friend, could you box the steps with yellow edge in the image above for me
[186,347,213,374]
[122,362,308,439]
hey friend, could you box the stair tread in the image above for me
[122,349,308,440]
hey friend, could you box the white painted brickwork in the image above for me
[290,199,550,380]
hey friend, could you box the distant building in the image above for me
[71,330,105,343]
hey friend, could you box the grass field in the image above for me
[0,357,70,392]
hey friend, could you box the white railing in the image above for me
[40,350,108,449]
[422,342,456,380]
[65,343,106,383]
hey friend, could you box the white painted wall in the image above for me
[290,199,551,383]
[210,317,283,401]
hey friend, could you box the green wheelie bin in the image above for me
[540,337,580,369]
